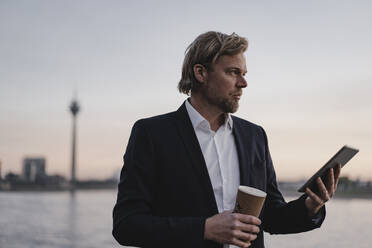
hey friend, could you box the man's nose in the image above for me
[237,76,247,88]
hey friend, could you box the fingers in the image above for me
[234,213,262,226]
[231,214,260,246]
[305,166,342,215]
[231,237,251,248]
[305,169,341,215]
[204,211,260,247]
[230,229,257,248]
[306,187,323,206]
[231,217,260,234]
[334,163,341,190]
[326,163,342,196]
[233,229,257,242]
[327,168,335,196]
[316,177,330,202]
[239,222,260,234]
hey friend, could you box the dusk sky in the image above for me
[1,0,371,181]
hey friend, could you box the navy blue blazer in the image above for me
[113,103,325,248]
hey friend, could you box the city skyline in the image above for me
[1,0,371,180]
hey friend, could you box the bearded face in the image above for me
[199,53,247,114]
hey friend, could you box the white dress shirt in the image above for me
[185,100,240,247]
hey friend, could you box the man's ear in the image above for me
[193,64,208,83]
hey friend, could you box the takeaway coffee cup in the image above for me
[234,186,266,217]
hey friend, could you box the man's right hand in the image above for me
[204,211,261,248]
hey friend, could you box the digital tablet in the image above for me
[298,145,359,193]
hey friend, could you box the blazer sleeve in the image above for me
[112,120,206,248]
[259,127,326,234]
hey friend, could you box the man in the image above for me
[112,31,341,248]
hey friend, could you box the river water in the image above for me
[0,190,371,248]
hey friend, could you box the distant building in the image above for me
[23,157,46,182]
[5,172,21,182]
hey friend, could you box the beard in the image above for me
[201,84,240,113]
[220,97,239,113]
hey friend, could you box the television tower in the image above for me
[69,98,80,187]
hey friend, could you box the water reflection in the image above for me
[2,191,370,248]
[0,190,122,248]
[67,190,77,248]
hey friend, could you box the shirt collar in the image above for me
[185,99,233,131]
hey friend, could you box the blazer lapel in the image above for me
[173,103,218,214]
[232,117,252,186]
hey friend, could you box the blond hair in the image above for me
[178,31,248,95]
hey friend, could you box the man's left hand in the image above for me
[305,163,342,216]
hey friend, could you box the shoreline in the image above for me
[2,188,371,200]
[282,189,372,200]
